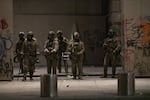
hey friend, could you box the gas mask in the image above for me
[19,32,25,41]
[48,31,55,41]
[73,32,80,42]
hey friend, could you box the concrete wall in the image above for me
[122,0,150,75]
[0,0,13,63]
[0,0,13,33]
[13,0,106,66]
[0,0,13,79]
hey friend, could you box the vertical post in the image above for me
[50,74,58,97]
[127,73,135,96]
[118,73,127,95]
[118,72,135,96]
[40,74,50,97]
[40,74,58,97]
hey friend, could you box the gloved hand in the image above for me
[36,58,40,63]
[77,51,82,55]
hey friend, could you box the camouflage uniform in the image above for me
[44,31,58,74]
[103,30,120,78]
[57,30,68,74]
[21,31,39,81]
[15,32,25,73]
[68,32,85,79]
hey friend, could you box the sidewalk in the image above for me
[0,76,150,100]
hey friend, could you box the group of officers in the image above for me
[15,29,120,81]
[15,30,85,81]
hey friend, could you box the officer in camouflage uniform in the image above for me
[56,30,68,74]
[68,32,85,79]
[44,31,58,74]
[102,29,120,78]
[21,31,39,81]
[15,32,25,73]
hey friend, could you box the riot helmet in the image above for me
[107,29,114,38]
[57,30,63,40]
[48,31,55,41]
[73,32,80,42]
[19,32,25,41]
[27,31,33,41]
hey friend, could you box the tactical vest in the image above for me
[58,37,67,52]
[71,41,83,55]
[23,40,36,56]
[46,40,54,51]
[105,38,117,53]
[16,40,24,54]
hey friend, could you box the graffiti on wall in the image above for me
[0,18,13,80]
[0,18,8,30]
[124,16,150,75]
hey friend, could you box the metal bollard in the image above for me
[118,73,135,96]
[127,73,135,96]
[50,74,58,97]
[40,74,50,97]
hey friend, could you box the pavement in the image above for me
[0,66,150,100]
[0,76,150,100]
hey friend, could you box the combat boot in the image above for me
[30,78,33,80]
[30,72,33,80]
[73,76,76,79]
[101,74,107,78]
[111,74,116,78]
[22,76,26,81]
[78,76,83,80]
